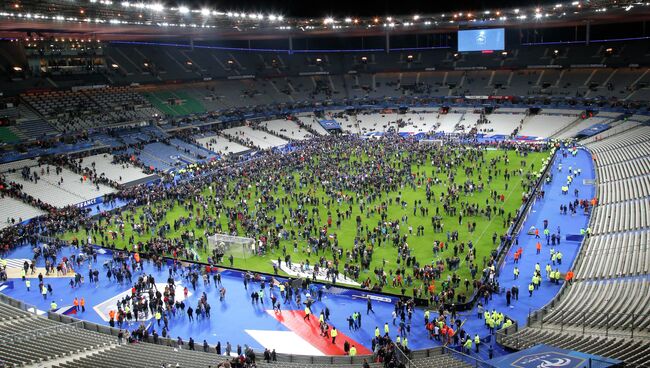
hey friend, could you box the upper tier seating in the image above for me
[20,87,160,133]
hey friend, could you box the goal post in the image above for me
[419,139,443,147]
[207,233,256,263]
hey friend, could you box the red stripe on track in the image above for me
[267,309,372,356]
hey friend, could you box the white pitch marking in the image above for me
[245,329,325,356]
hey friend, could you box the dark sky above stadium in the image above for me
[177,0,556,18]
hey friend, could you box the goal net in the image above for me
[207,233,256,262]
[419,139,443,147]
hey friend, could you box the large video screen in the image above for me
[458,28,505,52]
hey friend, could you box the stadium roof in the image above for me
[0,0,649,40]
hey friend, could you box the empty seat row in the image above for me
[574,231,650,279]
[541,279,650,330]
[595,156,650,183]
[589,197,650,235]
[598,175,650,204]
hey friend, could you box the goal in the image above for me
[207,233,256,262]
[419,139,443,147]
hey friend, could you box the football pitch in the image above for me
[60,143,547,297]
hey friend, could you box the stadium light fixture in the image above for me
[535,13,542,18]
[151,3,164,12]
[201,8,210,16]
[178,6,190,14]
[111,63,119,69]
[12,66,22,72]
[413,14,420,20]
[344,17,352,23]
[324,17,334,24]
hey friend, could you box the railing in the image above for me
[495,321,519,345]
[393,342,420,368]
[490,147,557,289]
[526,310,650,339]
[441,346,494,368]
[522,145,595,321]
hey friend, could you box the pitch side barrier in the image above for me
[441,146,556,312]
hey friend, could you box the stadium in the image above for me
[0,0,648,367]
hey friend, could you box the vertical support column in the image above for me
[190,38,194,51]
[386,32,390,54]
[643,21,646,36]
[289,36,293,55]
[586,20,591,45]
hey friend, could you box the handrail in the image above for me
[441,345,494,368]
[393,341,420,368]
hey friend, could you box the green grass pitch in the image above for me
[60,146,547,297]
